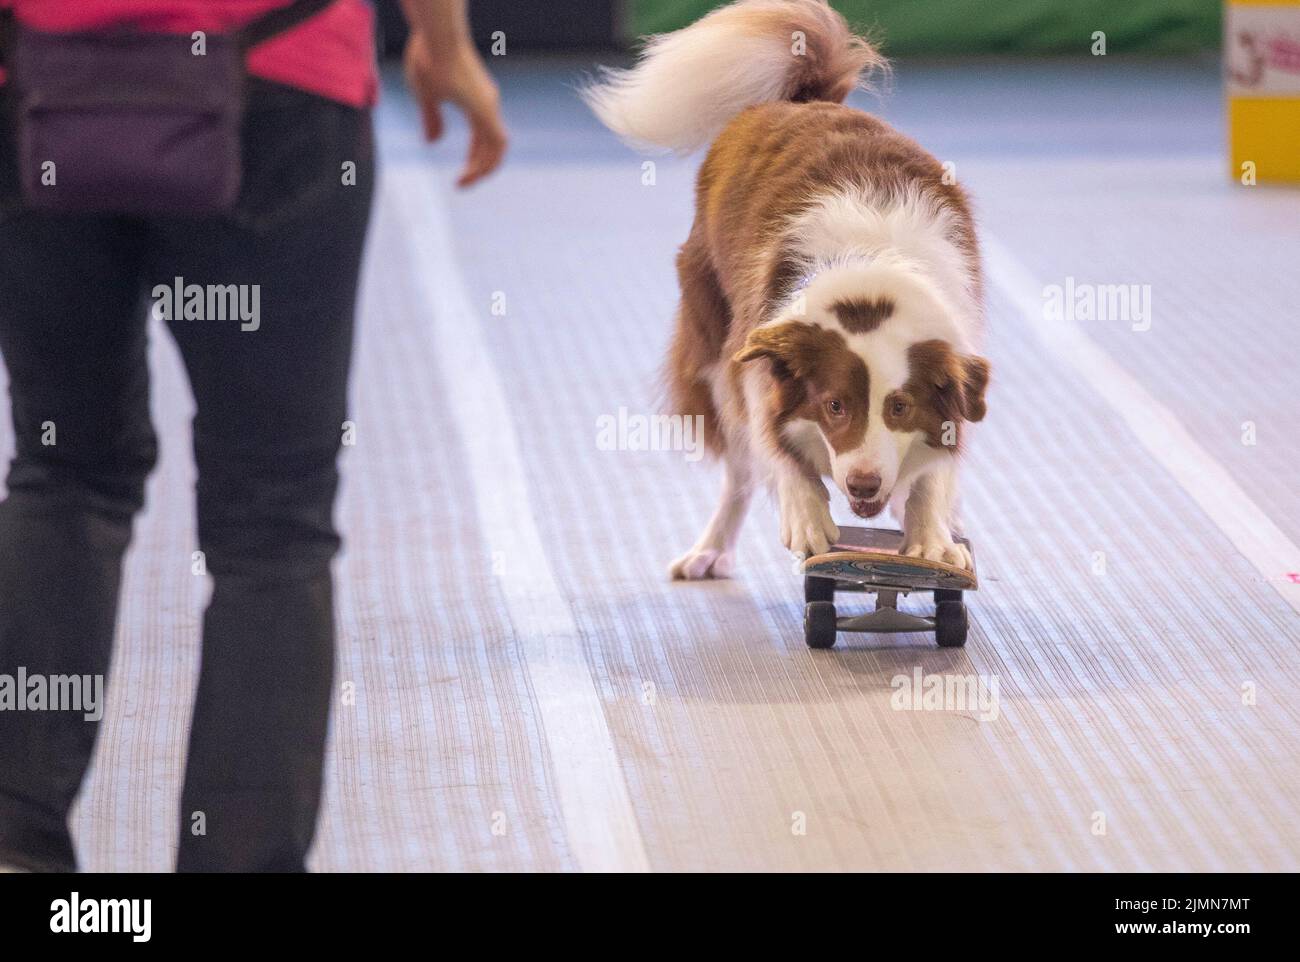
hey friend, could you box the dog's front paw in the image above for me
[669,545,735,581]
[780,488,839,559]
[901,529,972,570]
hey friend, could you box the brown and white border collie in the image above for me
[584,0,990,579]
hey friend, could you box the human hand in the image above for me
[403,31,507,187]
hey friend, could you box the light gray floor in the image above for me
[5,58,1297,871]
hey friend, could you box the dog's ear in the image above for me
[733,322,818,380]
[959,354,990,422]
[910,340,990,423]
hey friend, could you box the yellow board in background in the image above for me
[1226,0,1300,184]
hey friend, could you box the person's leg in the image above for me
[148,82,374,872]
[0,212,153,871]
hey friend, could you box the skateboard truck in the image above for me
[801,527,976,650]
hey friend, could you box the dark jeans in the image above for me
[0,82,374,871]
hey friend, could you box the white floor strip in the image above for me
[385,166,651,873]
[983,234,1300,617]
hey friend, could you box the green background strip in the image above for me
[628,1,1222,54]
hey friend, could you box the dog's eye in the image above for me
[890,397,910,418]
[826,399,846,418]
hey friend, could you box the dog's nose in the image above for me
[847,470,882,500]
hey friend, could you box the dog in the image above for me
[583,0,990,580]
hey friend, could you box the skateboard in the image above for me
[801,526,977,649]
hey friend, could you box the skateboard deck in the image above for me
[803,526,977,592]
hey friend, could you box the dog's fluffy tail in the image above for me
[581,0,885,154]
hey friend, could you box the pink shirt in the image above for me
[0,0,378,107]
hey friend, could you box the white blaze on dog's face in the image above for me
[735,264,990,518]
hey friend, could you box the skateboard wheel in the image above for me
[934,601,968,648]
[804,575,836,604]
[804,601,838,649]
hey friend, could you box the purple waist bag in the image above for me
[1,0,335,216]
